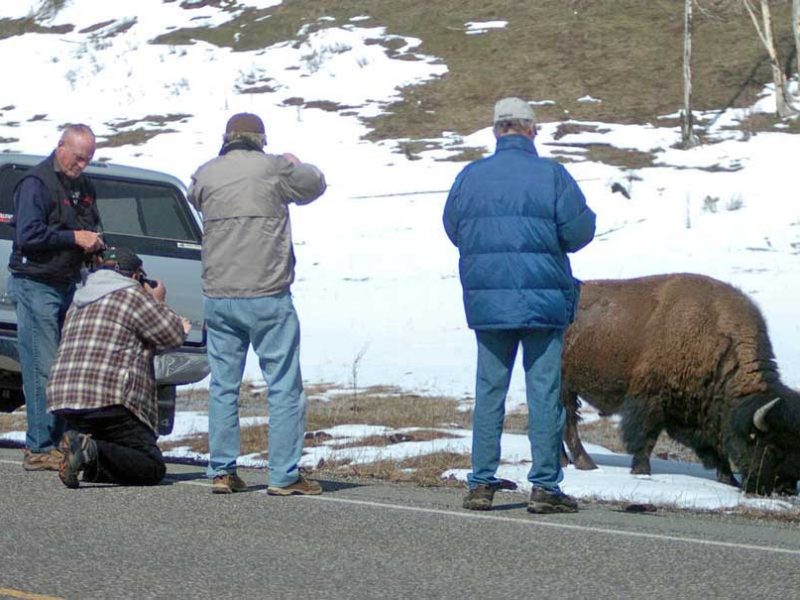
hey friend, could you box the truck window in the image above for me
[0,164,25,232]
[93,179,195,242]
[0,164,201,256]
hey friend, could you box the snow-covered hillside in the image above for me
[3,0,800,510]
[1,0,798,404]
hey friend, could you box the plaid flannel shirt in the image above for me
[47,285,186,432]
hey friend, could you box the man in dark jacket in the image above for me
[48,247,190,488]
[7,124,104,471]
[443,97,596,514]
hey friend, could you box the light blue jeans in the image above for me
[467,328,566,492]
[7,275,73,453]
[204,291,306,488]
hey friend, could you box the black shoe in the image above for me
[58,431,97,489]
[463,485,496,510]
[527,487,579,514]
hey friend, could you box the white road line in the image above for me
[297,494,800,557]
[4,457,799,557]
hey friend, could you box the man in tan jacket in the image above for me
[188,113,326,495]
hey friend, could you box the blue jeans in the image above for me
[467,328,565,492]
[204,291,306,487]
[7,275,74,453]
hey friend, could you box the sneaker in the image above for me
[527,487,579,514]
[23,448,64,472]
[211,473,248,494]
[463,484,496,511]
[267,475,322,496]
[58,431,97,489]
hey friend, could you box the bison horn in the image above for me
[753,397,781,433]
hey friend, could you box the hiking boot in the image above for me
[58,431,97,489]
[212,473,248,494]
[527,487,579,514]
[23,448,63,472]
[267,475,322,496]
[463,484,496,511]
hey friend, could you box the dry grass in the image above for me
[166,385,473,487]
[544,143,657,169]
[97,128,178,148]
[140,0,796,151]
[319,451,470,487]
[0,411,26,435]
[306,392,470,431]
[327,430,461,450]
[2,3,794,163]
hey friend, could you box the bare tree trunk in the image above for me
[682,0,698,147]
[742,0,798,117]
[793,0,800,80]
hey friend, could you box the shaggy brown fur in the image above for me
[561,273,799,493]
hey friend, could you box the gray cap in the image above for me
[493,97,536,124]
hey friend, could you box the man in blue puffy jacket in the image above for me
[443,97,596,514]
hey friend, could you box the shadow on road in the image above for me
[317,478,365,493]
[164,471,208,484]
[585,451,716,480]
[491,501,528,512]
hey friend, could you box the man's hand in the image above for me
[282,152,301,166]
[143,279,167,303]
[180,317,192,335]
[74,230,103,253]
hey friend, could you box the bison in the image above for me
[561,273,800,495]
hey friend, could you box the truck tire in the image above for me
[157,385,177,436]
[0,387,24,413]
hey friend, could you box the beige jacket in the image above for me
[188,148,326,298]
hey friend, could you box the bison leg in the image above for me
[562,388,598,470]
[629,439,657,475]
[689,443,740,487]
[560,443,570,468]
[775,478,799,496]
[716,466,739,488]
[621,397,663,476]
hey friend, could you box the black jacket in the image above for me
[9,153,102,284]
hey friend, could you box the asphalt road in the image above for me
[1,447,799,600]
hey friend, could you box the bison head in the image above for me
[727,393,800,495]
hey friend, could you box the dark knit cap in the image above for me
[225,113,265,135]
[100,246,143,274]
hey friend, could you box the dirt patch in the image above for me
[552,122,611,140]
[327,430,461,450]
[543,142,657,169]
[145,0,794,145]
[98,128,179,148]
[0,411,26,435]
[319,451,470,487]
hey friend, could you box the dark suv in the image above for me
[0,154,208,434]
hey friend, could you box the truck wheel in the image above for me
[157,385,177,436]
[0,388,24,413]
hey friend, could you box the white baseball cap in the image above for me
[493,97,536,124]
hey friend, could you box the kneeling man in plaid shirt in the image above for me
[47,247,191,488]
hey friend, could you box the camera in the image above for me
[138,274,158,288]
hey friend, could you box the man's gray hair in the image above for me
[59,123,95,143]
[222,130,267,147]
[493,119,535,137]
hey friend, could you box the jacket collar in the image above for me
[219,138,265,156]
[495,134,538,156]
